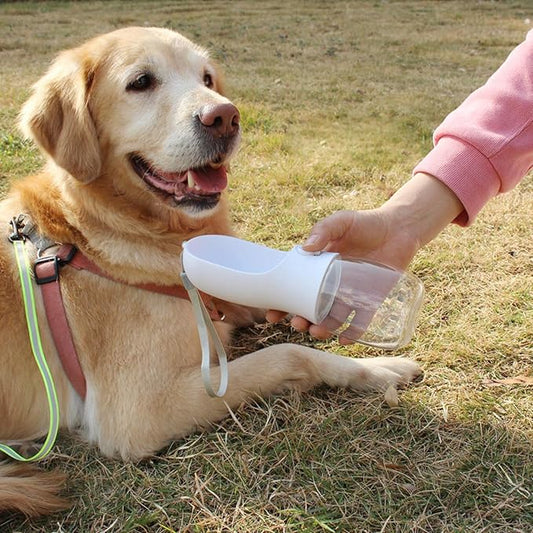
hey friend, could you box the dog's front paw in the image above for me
[370,356,422,386]
[349,356,423,393]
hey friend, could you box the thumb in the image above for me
[302,211,354,252]
[302,232,326,252]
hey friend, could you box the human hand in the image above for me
[266,173,464,342]
[300,209,419,269]
[265,208,419,341]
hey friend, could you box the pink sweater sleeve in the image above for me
[413,30,533,225]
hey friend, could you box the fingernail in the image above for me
[303,235,319,248]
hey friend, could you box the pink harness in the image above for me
[10,215,221,400]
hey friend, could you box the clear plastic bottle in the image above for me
[314,257,424,348]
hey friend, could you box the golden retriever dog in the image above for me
[0,27,421,516]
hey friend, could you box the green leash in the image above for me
[0,228,60,461]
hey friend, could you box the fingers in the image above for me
[265,310,367,344]
[290,315,311,331]
[308,323,334,340]
[291,316,333,340]
[267,310,335,341]
[265,309,288,323]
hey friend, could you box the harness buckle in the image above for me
[33,245,78,285]
[34,255,61,285]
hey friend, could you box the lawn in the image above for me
[0,1,532,532]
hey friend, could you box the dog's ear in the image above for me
[19,49,101,183]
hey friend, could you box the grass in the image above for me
[1,0,532,531]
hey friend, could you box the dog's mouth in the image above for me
[130,154,228,210]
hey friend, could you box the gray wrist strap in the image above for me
[180,270,228,397]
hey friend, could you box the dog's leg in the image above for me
[168,344,420,443]
[92,344,421,460]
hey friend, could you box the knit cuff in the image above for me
[413,136,501,226]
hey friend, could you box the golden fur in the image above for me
[0,27,421,516]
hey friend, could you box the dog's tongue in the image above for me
[189,166,227,193]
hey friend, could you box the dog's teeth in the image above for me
[187,171,195,189]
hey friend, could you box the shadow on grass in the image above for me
[1,325,531,532]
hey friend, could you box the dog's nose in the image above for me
[198,103,240,137]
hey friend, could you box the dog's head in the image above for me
[19,27,239,222]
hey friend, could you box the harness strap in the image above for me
[64,244,222,316]
[34,248,88,399]
[33,245,223,401]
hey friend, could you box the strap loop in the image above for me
[180,267,229,397]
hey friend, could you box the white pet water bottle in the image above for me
[182,235,424,349]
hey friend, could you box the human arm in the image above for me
[268,30,533,338]
[301,172,464,270]
[414,29,533,225]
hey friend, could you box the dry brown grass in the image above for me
[1,1,532,531]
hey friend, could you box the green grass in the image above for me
[1,1,532,531]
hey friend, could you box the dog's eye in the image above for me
[203,72,214,89]
[127,73,155,92]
